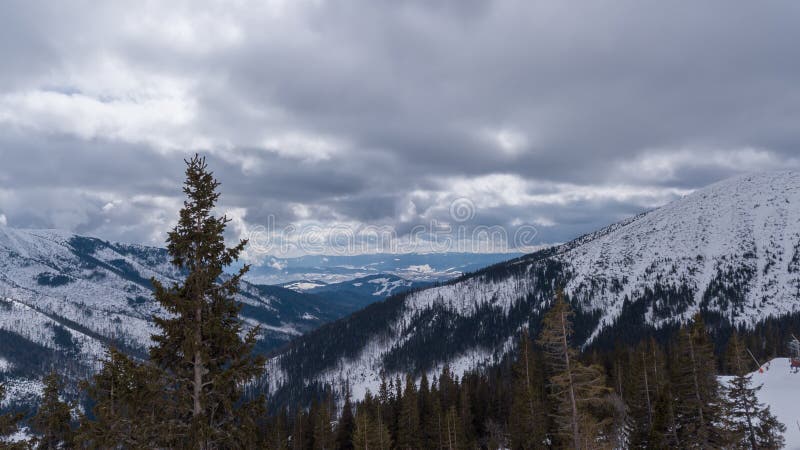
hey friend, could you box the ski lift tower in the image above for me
[790,334,800,370]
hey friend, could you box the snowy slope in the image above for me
[0,227,359,403]
[723,358,800,449]
[269,171,800,402]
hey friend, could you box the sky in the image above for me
[1,1,800,259]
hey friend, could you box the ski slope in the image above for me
[747,358,800,449]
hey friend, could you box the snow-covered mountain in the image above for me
[0,227,364,403]
[268,171,800,402]
[285,274,431,311]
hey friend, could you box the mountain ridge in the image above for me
[267,171,800,403]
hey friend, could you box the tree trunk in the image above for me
[561,311,581,450]
[193,303,203,420]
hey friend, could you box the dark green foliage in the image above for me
[147,155,266,448]
[76,155,266,449]
[395,374,419,449]
[48,324,80,355]
[77,348,170,448]
[725,332,785,450]
[30,371,74,449]
[508,330,547,449]
[335,394,355,450]
[670,314,730,448]
[35,272,73,287]
[537,291,613,449]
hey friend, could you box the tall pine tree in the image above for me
[149,155,265,448]
[670,314,730,449]
[509,330,547,449]
[395,374,420,450]
[724,332,785,450]
[537,290,611,450]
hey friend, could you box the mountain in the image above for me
[0,227,363,403]
[267,171,800,402]
[244,252,522,285]
[287,274,431,311]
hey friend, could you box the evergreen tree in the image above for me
[291,407,313,450]
[352,393,391,450]
[148,155,265,449]
[77,348,168,448]
[537,290,611,450]
[724,332,785,449]
[442,405,465,450]
[0,383,24,448]
[312,396,334,450]
[625,338,667,448]
[30,371,74,449]
[417,373,434,449]
[335,393,355,450]
[265,408,289,450]
[670,314,730,448]
[509,330,547,449]
[457,385,476,449]
[395,374,420,450]
[426,381,445,450]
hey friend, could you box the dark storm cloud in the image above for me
[1,0,799,253]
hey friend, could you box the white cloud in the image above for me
[0,89,199,152]
[621,147,800,181]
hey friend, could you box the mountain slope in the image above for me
[268,171,800,401]
[285,274,430,311]
[0,227,359,400]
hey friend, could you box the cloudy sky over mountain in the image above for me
[1,0,800,257]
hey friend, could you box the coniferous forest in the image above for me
[0,158,792,449]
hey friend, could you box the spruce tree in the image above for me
[149,155,265,448]
[353,393,391,450]
[457,385,476,449]
[312,396,334,450]
[395,374,420,450]
[537,290,611,450]
[670,314,730,448]
[442,405,465,450]
[335,393,355,450]
[30,371,74,449]
[77,348,168,448]
[509,330,547,449]
[625,338,667,448]
[291,407,313,450]
[724,332,785,449]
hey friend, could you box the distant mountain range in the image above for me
[244,252,522,285]
[267,171,800,403]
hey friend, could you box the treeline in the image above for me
[255,294,787,449]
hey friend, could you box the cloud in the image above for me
[1,0,799,254]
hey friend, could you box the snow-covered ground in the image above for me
[723,358,800,449]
